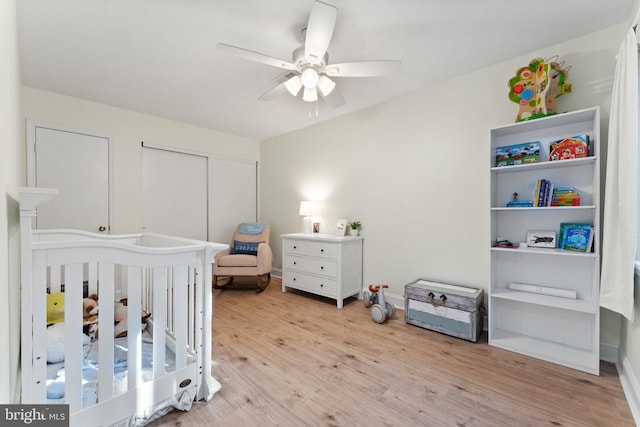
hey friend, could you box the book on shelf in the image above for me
[495,141,540,167]
[551,186,580,206]
[559,222,594,252]
[506,200,534,207]
[549,134,590,161]
[531,178,557,207]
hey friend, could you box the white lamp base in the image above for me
[303,216,313,233]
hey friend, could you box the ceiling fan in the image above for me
[216,0,401,108]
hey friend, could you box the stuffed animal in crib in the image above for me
[113,299,152,338]
[47,292,65,325]
[83,294,99,318]
[47,292,95,363]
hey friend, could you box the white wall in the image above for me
[261,24,627,345]
[21,87,260,234]
[1,0,24,404]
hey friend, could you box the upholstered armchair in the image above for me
[213,223,272,292]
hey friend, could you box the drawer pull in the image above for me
[320,266,324,270]
[293,245,297,250]
[293,277,296,282]
[320,284,324,288]
[293,261,297,265]
[320,249,324,253]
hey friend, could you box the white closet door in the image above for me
[210,157,257,244]
[142,146,208,241]
[32,125,110,233]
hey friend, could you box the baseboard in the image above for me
[618,349,640,426]
[600,341,619,364]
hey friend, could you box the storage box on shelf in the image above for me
[281,233,363,308]
[489,107,600,375]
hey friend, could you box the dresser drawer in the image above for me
[282,239,338,259]
[283,255,337,278]
[283,270,337,296]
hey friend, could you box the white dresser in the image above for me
[281,233,363,308]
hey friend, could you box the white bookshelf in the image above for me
[488,107,601,375]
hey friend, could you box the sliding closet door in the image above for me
[142,146,208,240]
[210,157,257,244]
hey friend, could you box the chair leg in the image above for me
[256,273,272,293]
[213,275,233,290]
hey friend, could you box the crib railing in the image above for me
[20,188,226,425]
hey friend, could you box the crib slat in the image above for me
[98,263,115,402]
[167,268,174,336]
[194,266,204,371]
[88,262,98,295]
[174,266,188,369]
[64,263,84,413]
[188,269,195,351]
[31,251,48,402]
[153,267,167,377]
[127,266,142,390]
[50,265,61,293]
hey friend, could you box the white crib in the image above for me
[19,187,228,426]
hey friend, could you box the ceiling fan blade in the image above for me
[258,81,289,101]
[304,1,338,64]
[324,60,401,77]
[321,87,345,108]
[217,43,297,71]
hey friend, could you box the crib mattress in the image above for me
[46,331,196,412]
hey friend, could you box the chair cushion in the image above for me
[217,254,259,267]
[230,240,262,255]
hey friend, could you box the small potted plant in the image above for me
[348,221,361,236]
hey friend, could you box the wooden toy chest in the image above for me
[404,279,483,342]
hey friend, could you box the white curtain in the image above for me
[600,27,639,321]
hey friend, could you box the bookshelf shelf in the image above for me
[491,289,596,314]
[490,205,596,211]
[490,329,598,374]
[489,107,600,375]
[491,156,596,174]
[490,246,598,258]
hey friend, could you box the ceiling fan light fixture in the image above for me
[317,75,336,96]
[285,75,303,96]
[301,67,319,88]
[303,86,318,102]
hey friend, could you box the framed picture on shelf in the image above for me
[335,219,347,236]
[526,231,556,248]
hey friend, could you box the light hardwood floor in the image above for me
[150,277,634,427]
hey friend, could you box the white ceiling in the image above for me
[17,0,634,141]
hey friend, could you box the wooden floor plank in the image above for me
[149,277,634,427]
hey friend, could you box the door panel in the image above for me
[142,146,208,241]
[34,126,110,232]
[210,157,257,244]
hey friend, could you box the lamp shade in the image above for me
[299,201,316,216]
[317,75,336,96]
[303,87,318,102]
[285,75,303,96]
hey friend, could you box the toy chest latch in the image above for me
[404,278,484,342]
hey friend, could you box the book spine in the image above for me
[533,179,542,207]
[546,183,555,207]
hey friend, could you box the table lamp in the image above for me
[299,201,316,234]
